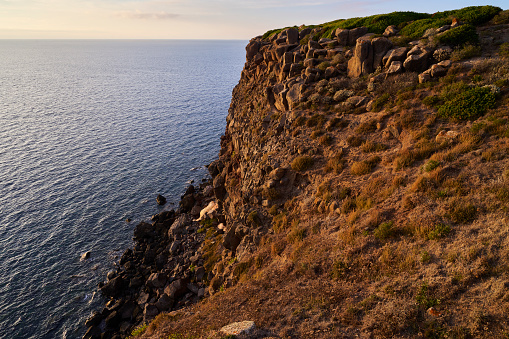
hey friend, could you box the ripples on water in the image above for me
[0,39,246,338]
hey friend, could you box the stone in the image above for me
[418,72,431,84]
[324,66,339,79]
[299,28,312,39]
[371,37,392,69]
[168,215,191,238]
[156,194,166,205]
[179,194,195,213]
[80,251,90,260]
[303,58,320,68]
[386,61,403,76]
[403,53,429,73]
[169,240,181,254]
[433,46,452,62]
[245,40,261,61]
[147,272,167,288]
[436,25,451,33]
[221,321,256,336]
[133,221,154,240]
[223,224,242,252]
[438,60,452,68]
[308,40,322,50]
[348,26,368,45]
[347,36,373,77]
[335,28,349,46]
[289,63,303,77]
[105,310,120,328]
[346,95,369,107]
[143,303,159,319]
[164,279,188,299]
[430,64,447,78]
[435,130,459,144]
[100,276,123,298]
[85,311,102,328]
[155,294,173,311]
[190,205,201,218]
[286,84,302,110]
[269,167,286,181]
[383,47,408,67]
[383,25,399,37]
[282,51,293,65]
[83,325,101,339]
[423,28,437,38]
[286,28,299,44]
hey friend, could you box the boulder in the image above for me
[371,37,392,69]
[289,63,303,77]
[212,174,227,200]
[156,194,166,205]
[325,66,339,79]
[155,294,173,312]
[286,83,303,110]
[299,28,312,39]
[221,321,256,336]
[430,64,448,78]
[386,61,403,76]
[347,36,373,77]
[168,214,191,238]
[418,72,431,84]
[348,26,368,45]
[85,311,103,328]
[179,194,195,213]
[83,325,101,339]
[403,53,429,73]
[436,130,459,144]
[286,28,299,44]
[223,224,242,252]
[308,40,322,50]
[303,58,320,68]
[383,47,408,67]
[383,25,399,37]
[282,52,293,65]
[80,251,90,261]
[164,279,188,299]
[147,272,167,289]
[100,276,124,298]
[245,40,261,61]
[335,28,349,46]
[143,303,159,320]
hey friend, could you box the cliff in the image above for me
[85,6,509,339]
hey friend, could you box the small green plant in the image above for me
[361,140,387,153]
[416,282,440,308]
[351,156,381,175]
[438,86,496,120]
[451,43,482,61]
[291,155,314,171]
[371,93,391,112]
[427,223,451,240]
[435,24,478,46]
[500,43,509,59]
[130,323,147,337]
[422,95,440,108]
[247,210,261,225]
[423,159,440,172]
[306,113,325,127]
[374,221,395,240]
[317,61,331,71]
[420,251,431,263]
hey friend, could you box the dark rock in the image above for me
[80,251,90,260]
[179,194,195,213]
[133,222,154,241]
[223,225,242,252]
[195,266,206,281]
[119,301,136,320]
[335,28,349,46]
[246,40,261,61]
[184,185,195,196]
[105,310,120,328]
[82,325,101,339]
[100,276,124,298]
[207,159,223,177]
[348,26,368,45]
[106,270,116,281]
[371,37,392,69]
[403,53,430,72]
[386,61,403,75]
[155,294,173,312]
[325,66,339,79]
[156,194,166,205]
[84,311,102,328]
[299,28,312,39]
[164,279,188,299]
[286,28,299,44]
[383,47,409,67]
[147,272,167,289]
[143,303,159,320]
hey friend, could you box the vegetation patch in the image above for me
[374,221,396,241]
[291,155,314,171]
[371,93,391,112]
[437,86,496,120]
[434,24,479,46]
[427,223,451,240]
[351,156,380,175]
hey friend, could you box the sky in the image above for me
[0,0,507,39]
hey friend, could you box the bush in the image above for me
[500,43,509,59]
[291,156,314,171]
[453,5,501,25]
[437,86,496,120]
[400,18,449,38]
[423,160,440,172]
[374,221,395,240]
[371,93,391,112]
[427,223,451,240]
[351,156,380,176]
[449,203,477,223]
[317,61,331,71]
[491,10,509,24]
[450,43,482,61]
[306,113,325,127]
[434,24,478,46]
[422,95,440,108]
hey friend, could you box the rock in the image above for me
[221,321,256,336]
[195,266,206,281]
[147,272,167,288]
[100,276,124,298]
[223,224,242,252]
[168,215,191,238]
[269,167,286,181]
[80,251,91,261]
[194,200,218,221]
[437,25,451,33]
[143,303,159,320]
[346,95,369,107]
[282,51,293,65]
[418,72,431,84]
[105,310,120,328]
[325,66,339,79]
[304,58,320,68]
[286,84,302,110]
[179,193,195,213]
[155,294,173,312]
[107,270,116,281]
[164,279,188,299]
[333,89,353,102]
[348,26,368,45]
[386,61,403,76]
[85,311,102,328]
[134,222,154,240]
[299,28,312,39]
[371,37,392,69]
[190,205,201,218]
[403,53,430,73]
[383,47,408,67]
[438,60,452,68]
[423,28,437,38]
[430,64,447,78]
[308,40,322,50]
[436,130,459,144]
[246,40,261,61]
[335,28,349,46]
[347,36,373,77]
[82,325,101,339]
[383,25,399,37]
[156,194,166,205]
[289,63,303,77]
[286,28,299,44]
[433,46,452,61]
[118,301,136,319]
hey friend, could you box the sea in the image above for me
[0,39,246,339]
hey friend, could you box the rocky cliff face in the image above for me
[86,7,509,339]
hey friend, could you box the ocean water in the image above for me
[0,39,246,339]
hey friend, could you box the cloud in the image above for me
[115,10,179,20]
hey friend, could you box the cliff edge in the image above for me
[85,6,509,339]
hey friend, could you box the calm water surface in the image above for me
[0,39,245,338]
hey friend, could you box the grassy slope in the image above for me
[136,7,509,339]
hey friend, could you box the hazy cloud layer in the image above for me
[115,10,179,20]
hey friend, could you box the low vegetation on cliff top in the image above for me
[118,6,509,339]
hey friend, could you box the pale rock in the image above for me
[221,321,256,336]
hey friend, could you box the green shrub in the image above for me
[131,324,147,337]
[435,24,478,46]
[335,11,430,34]
[371,93,391,112]
[317,61,331,71]
[451,43,482,61]
[400,18,449,38]
[422,95,440,108]
[437,86,496,120]
[453,5,501,25]
[500,43,509,59]
[427,223,451,240]
[306,113,325,127]
[423,160,440,172]
[291,156,314,171]
[491,10,509,24]
[416,282,440,308]
[374,221,395,240]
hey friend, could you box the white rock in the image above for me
[220,321,256,336]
